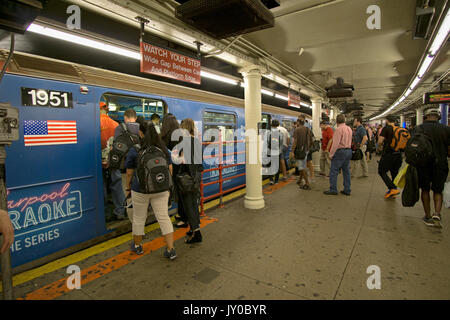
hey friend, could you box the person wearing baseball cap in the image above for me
[416,108,450,228]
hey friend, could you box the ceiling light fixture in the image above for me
[370,6,450,121]
[200,70,239,85]
[275,94,289,101]
[27,23,142,60]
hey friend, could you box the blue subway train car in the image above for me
[0,52,303,272]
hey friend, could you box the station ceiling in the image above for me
[1,0,449,120]
[244,0,450,118]
[63,0,449,119]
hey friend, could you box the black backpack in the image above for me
[405,126,434,167]
[136,146,173,194]
[109,123,141,169]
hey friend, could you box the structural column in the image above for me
[416,106,424,125]
[440,103,448,126]
[239,66,265,210]
[311,98,322,171]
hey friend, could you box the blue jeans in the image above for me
[329,149,352,193]
[110,169,126,218]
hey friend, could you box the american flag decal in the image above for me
[24,120,77,146]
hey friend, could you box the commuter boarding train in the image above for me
[0,51,304,271]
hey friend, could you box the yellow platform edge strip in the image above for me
[1,171,290,291]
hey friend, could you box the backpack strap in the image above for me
[120,122,128,132]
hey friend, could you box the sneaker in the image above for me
[130,243,144,255]
[385,188,400,199]
[422,217,436,227]
[340,191,351,196]
[281,177,288,182]
[432,214,442,228]
[323,190,338,195]
[164,248,177,260]
[270,181,274,185]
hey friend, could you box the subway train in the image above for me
[0,51,304,272]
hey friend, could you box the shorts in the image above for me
[417,165,449,193]
[307,152,312,161]
[296,152,308,170]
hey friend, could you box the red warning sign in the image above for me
[140,41,201,85]
[288,91,301,108]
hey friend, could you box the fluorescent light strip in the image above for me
[300,102,312,108]
[200,71,239,85]
[418,55,434,78]
[261,89,274,96]
[27,23,241,86]
[27,23,141,60]
[275,94,288,101]
[430,8,450,55]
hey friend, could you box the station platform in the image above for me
[9,159,450,300]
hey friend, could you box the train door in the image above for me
[202,110,244,199]
[99,92,167,228]
[281,118,296,168]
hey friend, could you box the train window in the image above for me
[102,93,166,122]
[203,111,236,125]
[203,111,236,143]
[261,114,271,123]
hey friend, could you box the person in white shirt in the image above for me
[277,123,290,181]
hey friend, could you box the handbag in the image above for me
[351,148,363,161]
[310,140,320,153]
[176,172,196,194]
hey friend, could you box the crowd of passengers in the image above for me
[101,102,203,260]
[268,109,449,229]
[99,102,450,260]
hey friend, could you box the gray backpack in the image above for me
[136,146,173,194]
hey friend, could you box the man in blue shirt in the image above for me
[350,116,369,177]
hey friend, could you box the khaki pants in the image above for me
[131,190,172,236]
[351,145,369,177]
[320,149,331,175]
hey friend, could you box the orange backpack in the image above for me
[390,126,410,152]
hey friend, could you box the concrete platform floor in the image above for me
[13,159,450,300]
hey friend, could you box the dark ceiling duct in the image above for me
[175,0,275,39]
[325,77,354,98]
[414,0,436,39]
[340,100,364,114]
[0,0,45,34]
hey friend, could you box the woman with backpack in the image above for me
[174,118,204,243]
[124,122,176,259]
[160,114,189,229]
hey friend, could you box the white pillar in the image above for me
[311,98,322,171]
[239,66,265,210]
[416,107,424,125]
